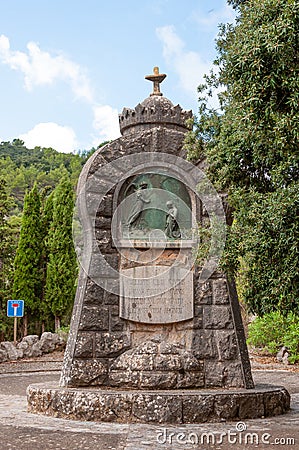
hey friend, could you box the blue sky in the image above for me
[0,0,235,153]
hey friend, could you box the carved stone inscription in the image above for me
[120,265,193,324]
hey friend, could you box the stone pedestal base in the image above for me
[27,383,290,424]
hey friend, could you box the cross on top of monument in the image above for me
[145,66,167,96]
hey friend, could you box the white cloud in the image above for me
[0,35,93,102]
[92,105,120,144]
[19,122,78,153]
[0,35,121,151]
[156,25,210,96]
[192,5,235,30]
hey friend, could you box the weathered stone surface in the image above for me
[0,349,8,362]
[84,278,105,304]
[110,305,126,332]
[193,305,203,329]
[134,340,159,354]
[95,332,130,357]
[27,383,290,424]
[154,354,183,370]
[183,395,215,423]
[238,393,265,419]
[192,330,218,359]
[79,306,109,331]
[120,266,193,324]
[132,393,182,423]
[225,363,245,387]
[96,230,114,253]
[276,346,290,365]
[74,332,94,358]
[85,192,101,215]
[68,359,107,386]
[263,389,291,417]
[0,333,66,362]
[39,332,65,354]
[109,370,140,388]
[0,341,23,360]
[212,279,229,304]
[119,95,192,135]
[204,361,244,388]
[159,341,180,354]
[120,248,189,270]
[112,353,154,371]
[17,335,40,357]
[18,334,39,347]
[88,254,118,280]
[214,394,239,420]
[203,305,233,329]
[174,319,194,331]
[216,330,239,360]
[28,342,43,358]
[105,292,119,306]
[176,371,204,388]
[103,395,133,421]
[95,216,111,230]
[194,280,212,305]
[97,195,113,217]
[109,339,203,389]
[139,372,177,389]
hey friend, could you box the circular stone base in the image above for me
[27,383,290,424]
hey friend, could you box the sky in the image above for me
[0,0,235,153]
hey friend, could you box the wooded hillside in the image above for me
[0,140,98,339]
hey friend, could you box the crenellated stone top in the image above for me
[119,95,192,135]
[119,67,192,135]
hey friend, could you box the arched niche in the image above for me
[114,171,196,246]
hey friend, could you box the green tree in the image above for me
[39,188,55,332]
[186,0,299,315]
[0,179,15,338]
[227,0,248,9]
[45,178,77,330]
[12,184,43,335]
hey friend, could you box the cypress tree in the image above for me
[45,178,77,331]
[0,179,14,338]
[12,183,43,335]
[40,189,55,332]
[0,179,12,292]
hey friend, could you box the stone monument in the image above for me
[27,68,290,423]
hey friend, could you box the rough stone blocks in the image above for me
[27,383,290,424]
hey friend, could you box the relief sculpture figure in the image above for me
[165,200,181,238]
[126,182,150,230]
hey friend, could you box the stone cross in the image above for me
[145,66,166,96]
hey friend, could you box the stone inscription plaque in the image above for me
[120,265,193,324]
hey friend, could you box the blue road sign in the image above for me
[7,300,24,318]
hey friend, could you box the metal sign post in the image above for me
[7,300,24,344]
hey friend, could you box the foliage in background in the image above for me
[229,186,299,314]
[0,140,103,338]
[248,312,299,364]
[0,139,94,212]
[12,184,43,335]
[39,190,55,332]
[227,0,248,9]
[9,179,77,337]
[186,0,299,315]
[45,178,78,331]
[0,179,20,338]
